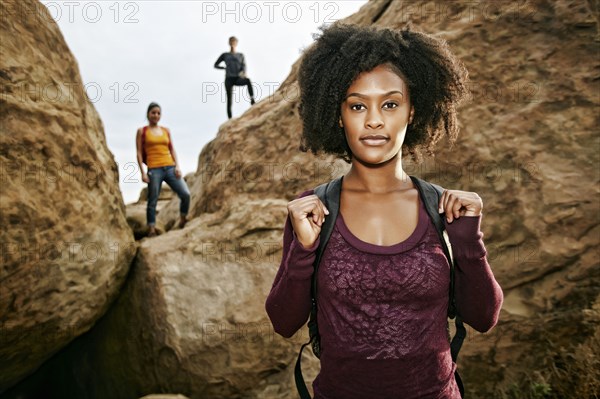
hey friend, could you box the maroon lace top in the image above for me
[266,189,503,399]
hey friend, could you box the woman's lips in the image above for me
[360,137,389,146]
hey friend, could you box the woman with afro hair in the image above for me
[266,23,503,399]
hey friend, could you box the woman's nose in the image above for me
[365,111,384,129]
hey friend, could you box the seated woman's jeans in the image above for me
[146,165,191,226]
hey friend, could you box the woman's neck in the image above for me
[148,122,158,127]
[344,154,410,194]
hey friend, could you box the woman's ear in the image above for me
[408,106,415,124]
[339,117,343,128]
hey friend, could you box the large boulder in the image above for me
[0,0,135,392]
[24,199,318,399]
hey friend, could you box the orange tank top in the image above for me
[144,126,175,168]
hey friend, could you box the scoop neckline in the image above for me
[335,196,429,255]
[147,126,165,136]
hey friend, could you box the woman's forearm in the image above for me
[171,149,180,167]
[446,216,504,332]
[265,224,318,337]
[266,193,319,338]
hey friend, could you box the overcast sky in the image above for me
[40,0,368,204]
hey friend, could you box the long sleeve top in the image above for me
[214,52,246,78]
[265,189,503,399]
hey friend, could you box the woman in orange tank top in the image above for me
[136,102,191,237]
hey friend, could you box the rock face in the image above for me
[0,0,135,392]
[4,0,599,398]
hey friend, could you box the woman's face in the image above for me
[147,106,161,124]
[340,64,414,165]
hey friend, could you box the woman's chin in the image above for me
[349,141,402,162]
[352,151,399,167]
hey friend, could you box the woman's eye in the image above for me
[350,104,365,111]
[383,102,398,109]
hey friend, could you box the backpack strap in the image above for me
[309,175,343,356]
[409,176,457,316]
[409,175,466,397]
[141,126,148,165]
[294,176,343,399]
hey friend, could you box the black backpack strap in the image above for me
[409,176,466,398]
[294,340,313,399]
[294,176,343,399]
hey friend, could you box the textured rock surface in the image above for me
[0,0,136,392]
[46,199,310,398]
[4,0,599,398]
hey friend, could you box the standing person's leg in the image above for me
[162,165,191,228]
[146,167,166,236]
[246,78,255,104]
[225,77,234,119]
[234,77,255,105]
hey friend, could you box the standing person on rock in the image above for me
[265,24,503,399]
[214,36,256,120]
[136,102,191,237]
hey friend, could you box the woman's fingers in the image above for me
[288,195,329,227]
[440,189,483,222]
[444,191,457,223]
[439,190,448,214]
[452,196,463,220]
[287,195,330,248]
[315,197,330,225]
[301,195,327,226]
[441,189,454,222]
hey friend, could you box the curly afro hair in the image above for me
[297,23,470,163]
